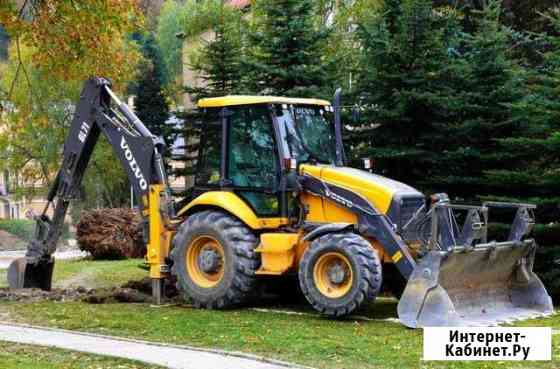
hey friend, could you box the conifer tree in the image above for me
[429,1,526,197]
[353,0,559,297]
[489,13,560,297]
[244,0,330,97]
[352,0,458,185]
[132,32,180,187]
[134,33,172,149]
[185,9,245,100]
[180,6,245,193]
[490,14,560,217]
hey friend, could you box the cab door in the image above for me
[226,105,281,217]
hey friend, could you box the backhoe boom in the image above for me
[7,78,173,301]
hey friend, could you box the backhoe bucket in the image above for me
[7,257,54,290]
[398,241,553,328]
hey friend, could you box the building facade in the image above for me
[0,171,26,220]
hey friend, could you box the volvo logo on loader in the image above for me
[120,136,148,190]
[324,187,354,209]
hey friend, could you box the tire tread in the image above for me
[299,232,382,318]
[171,210,259,309]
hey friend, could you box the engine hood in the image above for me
[300,165,423,214]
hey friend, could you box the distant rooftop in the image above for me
[227,0,251,9]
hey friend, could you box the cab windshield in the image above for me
[276,105,337,165]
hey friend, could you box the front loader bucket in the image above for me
[398,241,553,328]
[7,257,54,290]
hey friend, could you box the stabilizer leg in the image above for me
[152,278,164,304]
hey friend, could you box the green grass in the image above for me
[2,258,559,369]
[0,341,162,369]
[0,269,6,288]
[0,258,147,289]
[2,299,559,369]
[0,220,71,243]
[49,258,147,289]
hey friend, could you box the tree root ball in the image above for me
[77,208,145,259]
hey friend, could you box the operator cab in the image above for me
[190,96,335,218]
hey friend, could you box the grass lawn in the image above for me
[0,258,147,289]
[0,341,162,369]
[0,269,6,288]
[1,298,558,369]
[49,258,147,289]
[1,258,559,369]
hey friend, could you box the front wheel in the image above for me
[299,232,382,317]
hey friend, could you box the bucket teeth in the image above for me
[397,242,553,328]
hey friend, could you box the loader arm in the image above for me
[8,77,173,301]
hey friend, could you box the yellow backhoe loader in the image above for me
[7,78,553,328]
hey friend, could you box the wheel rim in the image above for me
[313,252,353,298]
[186,235,225,288]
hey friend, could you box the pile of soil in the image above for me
[0,287,94,302]
[121,277,179,300]
[0,277,180,304]
[0,230,26,251]
[76,208,145,259]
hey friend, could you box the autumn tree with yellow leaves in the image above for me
[0,0,144,210]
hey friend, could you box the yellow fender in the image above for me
[176,191,288,230]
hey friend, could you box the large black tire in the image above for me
[170,210,259,308]
[299,232,382,317]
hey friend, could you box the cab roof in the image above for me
[197,95,331,108]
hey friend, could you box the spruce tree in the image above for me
[185,9,245,100]
[134,33,172,149]
[135,69,171,143]
[353,0,527,197]
[491,14,560,219]
[353,0,559,298]
[180,7,245,194]
[490,13,560,299]
[244,0,330,97]
[352,0,458,185]
[429,1,526,197]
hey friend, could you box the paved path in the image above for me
[0,324,300,369]
[0,249,88,269]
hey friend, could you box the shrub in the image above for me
[0,219,36,242]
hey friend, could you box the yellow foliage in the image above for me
[0,0,143,88]
[0,1,145,197]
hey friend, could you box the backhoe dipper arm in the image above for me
[8,77,173,295]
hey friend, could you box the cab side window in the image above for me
[195,110,222,186]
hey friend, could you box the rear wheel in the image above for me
[171,210,259,308]
[299,232,382,317]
